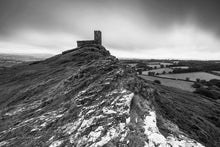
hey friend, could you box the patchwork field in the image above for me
[140,75,195,92]
[143,68,173,75]
[158,72,220,81]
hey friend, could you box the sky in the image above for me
[0,0,220,60]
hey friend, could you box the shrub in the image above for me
[200,80,207,84]
[192,82,202,88]
[154,80,161,84]
[210,90,220,99]
[194,88,215,99]
[137,69,142,75]
[209,79,220,88]
[136,62,147,69]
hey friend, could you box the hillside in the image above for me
[0,45,219,147]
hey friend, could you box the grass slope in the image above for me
[138,77,220,147]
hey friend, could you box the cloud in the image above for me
[0,0,220,59]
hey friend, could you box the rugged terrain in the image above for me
[0,45,219,147]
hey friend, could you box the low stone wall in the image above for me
[77,40,97,47]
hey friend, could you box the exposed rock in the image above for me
[0,45,219,147]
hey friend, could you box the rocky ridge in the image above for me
[0,45,219,147]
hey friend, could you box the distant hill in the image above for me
[0,45,219,147]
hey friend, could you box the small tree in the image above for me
[137,69,142,75]
[186,77,190,81]
[148,72,155,76]
[196,78,200,82]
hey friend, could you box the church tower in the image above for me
[94,30,102,45]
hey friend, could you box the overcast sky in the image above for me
[0,0,220,59]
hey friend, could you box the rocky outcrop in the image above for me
[0,45,219,147]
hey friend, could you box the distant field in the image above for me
[212,71,220,74]
[140,75,195,92]
[147,65,161,68]
[0,60,23,67]
[0,54,52,67]
[171,66,189,69]
[128,63,137,67]
[158,72,220,81]
[143,68,173,75]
